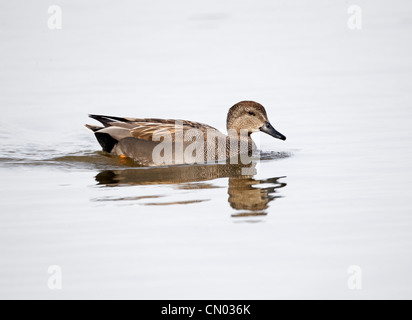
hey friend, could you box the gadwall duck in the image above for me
[86,101,286,166]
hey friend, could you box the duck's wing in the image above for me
[129,120,221,142]
[87,114,220,142]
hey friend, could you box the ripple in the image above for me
[91,195,164,202]
[259,151,292,161]
[144,199,210,206]
[0,131,292,171]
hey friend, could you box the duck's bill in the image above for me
[260,121,286,141]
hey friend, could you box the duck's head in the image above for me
[226,101,286,141]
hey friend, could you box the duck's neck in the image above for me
[225,129,256,159]
[227,128,256,149]
[227,128,253,140]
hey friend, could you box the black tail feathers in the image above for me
[88,114,129,126]
[95,132,118,153]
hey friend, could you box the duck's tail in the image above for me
[94,132,119,153]
[85,124,103,132]
[85,123,119,153]
[88,114,128,126]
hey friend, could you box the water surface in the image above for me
[1,0,412,299]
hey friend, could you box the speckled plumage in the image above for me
[86,101,286,166]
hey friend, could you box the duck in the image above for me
[86,101,286,166]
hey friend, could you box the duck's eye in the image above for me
[248,111,256,116]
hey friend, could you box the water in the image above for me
[1,0,412,299]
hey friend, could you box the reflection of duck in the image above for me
[86,101,286,166]
[95,161,255,186]
[95,161,286,217]
[228,177,286,213]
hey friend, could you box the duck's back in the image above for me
[87,115,232,165]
